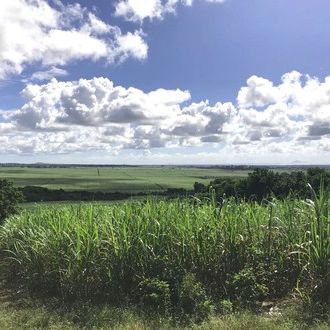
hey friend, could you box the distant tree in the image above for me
[307,167,326,177]
[307,168,330,192]
[197,168,320,201]
[209,178,243,197]
[0,179,23,224]
[193,182,207,193]
[245,169,277,200]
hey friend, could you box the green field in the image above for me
[0,166,250,192]
[1,196,329,327]
[0,169,329,328]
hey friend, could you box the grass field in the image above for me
[0,166,250,192]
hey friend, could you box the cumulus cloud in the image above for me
[2,72,330,162]
[237,76,280,108]
[115,0,172,22]
[115,0,225,22]
[227,71,330,159]
[0,0,226,80]
[8,77,191,129]
[2,76,235,153]
[165,101,236,137]
[0,0,148,80]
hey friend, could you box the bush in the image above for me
[230,268,269,307]
[0,179,23,224]
[301,273,330,321]
[138,278,170,314]
[311,272,330,306]
[178,273,213,322]
[217,299,234,315]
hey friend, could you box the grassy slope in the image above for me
[0,166,249,192]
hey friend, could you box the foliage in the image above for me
[230,268,269,307]
[0,193,329,317]
[138,278,170,314]
[217,299,233,315]
[21,186,132,202]
[194,167,330,201]
[0,179,23,224]
[178,273,213,323]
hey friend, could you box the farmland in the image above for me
[0,166,250,192]
[0,167,329,328]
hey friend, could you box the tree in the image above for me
[193,182,207,193]
[307,168,330,192]
[0,179,23,224]
[245,168,277,201]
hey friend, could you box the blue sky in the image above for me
[1,0,330,164]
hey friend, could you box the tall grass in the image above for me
[0,195,329,308]
[305,183,330,275]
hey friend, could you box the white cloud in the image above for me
[237,75,280,108]
[2,76,234,153]
[165,101,236,138]
[0,0,148,80]
[10,77,191,129]
[27,67,68,82]
[0,0,226,81]
[115,0,225,22]
[226,71,330,161]
[114,31,148,63]
[115,0,169,22]
[2,72,330,164]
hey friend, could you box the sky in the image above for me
[0,0,330,165]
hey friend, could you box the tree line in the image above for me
[194,168,330,201]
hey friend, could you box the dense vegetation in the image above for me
[20,186,189,203]
[1,189,329,323]
[194,168,330,201]
[0,168,329,327]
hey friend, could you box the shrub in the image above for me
[230,268,269,307]
[178,273,213,322]
[301,273,330,321]
[217,299,234,315]
[138,278,170,314]
[311,272,330,306]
